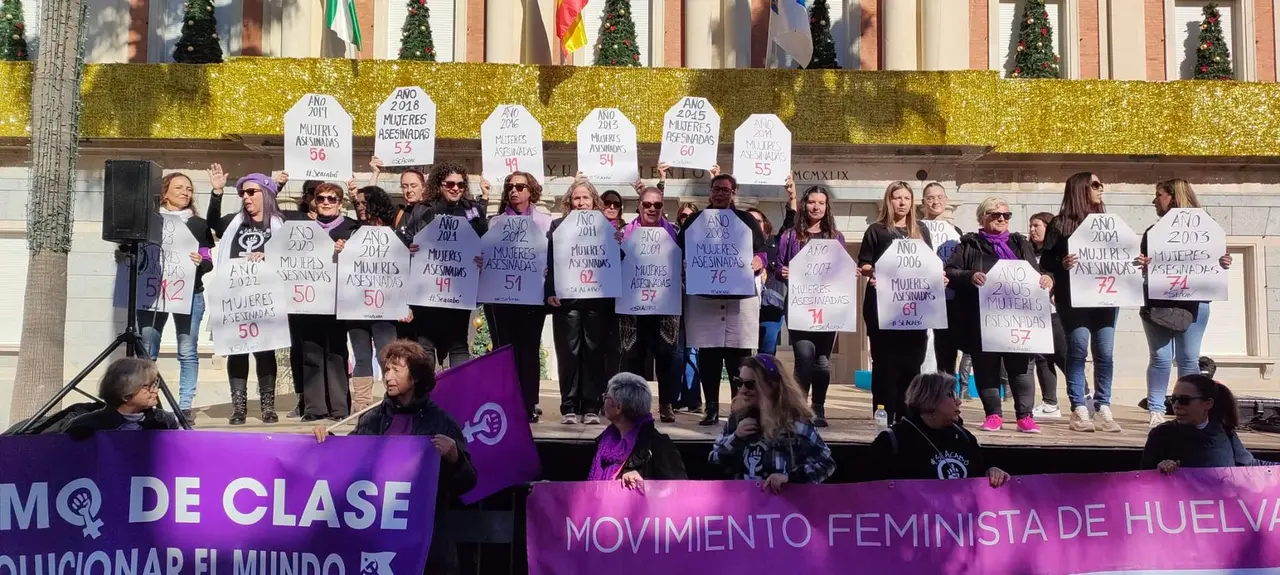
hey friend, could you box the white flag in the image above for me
[769,0,813,68]
[325,0,363,50]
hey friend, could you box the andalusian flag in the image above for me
[326,0,363,50]
[557,0,588,56]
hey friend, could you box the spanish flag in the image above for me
[556,0,589,56]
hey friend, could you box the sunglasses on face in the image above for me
[731,376,757,391]
[1090,181,1105,191]
[238,189,260,198]
[316,195,340,205]
[641,201,664,210]
[505,183,529,192]
[441,181,465,190]
[1168,394,1204,406]
[603,199,622,208]
[986,211,1013,221]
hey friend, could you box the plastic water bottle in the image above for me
[874,405,889,432]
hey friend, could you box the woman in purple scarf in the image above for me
[588,373,687,488]
[943,197,1054,434]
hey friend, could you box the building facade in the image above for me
[2,0,1280,425]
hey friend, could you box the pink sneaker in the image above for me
[980,414,1003,432]
[1017,416,1042,434]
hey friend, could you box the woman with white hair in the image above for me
[589,372,688,488]
[945,197,1054,434]
[66,357,181,436]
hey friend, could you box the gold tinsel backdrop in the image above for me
[0,59,1278,156]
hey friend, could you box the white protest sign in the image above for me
[552,210,621,299]
[478,215,549,306]
[337,226,411,320]
[409,216,482,310]
[978,260,1053,354]
[207,259,290,356]
[481,104,544,185]
[732,114,791,186]
[264,221,337,315]
[1146,208,1229,302]
[113,214,199,314]
[686,209,754,296]
[283,94,353,180]
[617,227,682,316]
[658,97,720,170]
[875,239,947,330]
[1068,213,1143,308]
[923,220,961,300]
[577,108,639,184]
[374,86,437,167]
[787,239,859,332]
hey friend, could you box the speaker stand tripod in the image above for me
[13,241,192,434]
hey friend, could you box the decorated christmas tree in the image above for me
[1194,3,1232,79]
[399,0,436,60]
[1008,0,1059,78]
[805,0,839,69]
[593,0,641,66]
[0,0,29,61]
[471,314,492,357]
[172,0,223,63]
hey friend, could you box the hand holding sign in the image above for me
[685,209,754,296]
[1068,213,1143,307]
[577,108,639,184]
[265,221,337,314]
[478,215,549,306]
[617,228,682,316]
[113,214,199,314]
[1146,208,1229,301]
[978,260,1053,354]
[284,94,353,180]
[732,114,791,186]
[207,259,291,356]
[552,211,621,299]
[482,105,544,187]
[409,215,482,310]
[874,239,947,330]
[337,226,411,320]
[658,97,720,170]
[374,86,437,167]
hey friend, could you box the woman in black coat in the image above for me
[589,373,687,488]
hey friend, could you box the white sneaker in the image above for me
[560,413,578,425]
[583,413,600,425]
[1148,412,1166,429]
[1032,403,1062,418]
[1096,405,1122,433]
[1069,406,1095,432]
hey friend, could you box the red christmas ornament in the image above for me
[623,40,630,46]
[1206,41,1213,48]
[1208,16,1217,23]
[1014,67,1022,74]
[609,25,615,31]
[1040,28,1047,36]
[1200,65,1209,72]
[633,54,639,60]
[611,59,617,64]
[1041,62,1048,69]
[409,7,415,14]
[1018,41,1025,48]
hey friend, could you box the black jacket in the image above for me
[351,395,477,575]
[858,222,934,329]
[674,207,768,300]
[393,203,433,247]
[943,231,1042,354]
[1140,420,1265,470]
[860,415,988,482]
[594,422,688,480]
[65,407,181,439]
[544,216,615,311]
[423,198,490,238]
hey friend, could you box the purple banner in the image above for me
[434,345,541,503]
[1,431,439,574]
[528,468,1280,575]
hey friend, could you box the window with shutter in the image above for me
[779,0,846,68]
[1201,246,1250,356]
[583,0,650,66]
[1173,0,1234,79]
[386,0,454,61]
[154,0,240,62]
[995,0,1063,75]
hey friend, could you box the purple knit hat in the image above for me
[235,173,278,195]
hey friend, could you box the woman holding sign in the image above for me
[347,185,400,412]
[777,186,845,427]
[208,172,284,425]
[944,198,1052,434]
[858,182,933,425]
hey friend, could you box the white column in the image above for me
[920,0,969,70]
[1107,0,1146,79]
[721,0,750,67]
[881,0,919,70]
[684,0,717,68]
[486,0,522,63]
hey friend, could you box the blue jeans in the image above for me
[1063,307,1117,410]
[758,319,783,355]
[137,292,205,411]
[1143,302,1211,414]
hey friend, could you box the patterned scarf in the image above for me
[979,230,1018,260]
[588,414,654,481]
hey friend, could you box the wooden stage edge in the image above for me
[196,380,1280,453]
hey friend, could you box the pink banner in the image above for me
[527,468,1280,575]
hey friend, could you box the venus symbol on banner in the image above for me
[658,97,720,170]
[112,214,198,315]
[978,260,1053,354]
[337,226,411,320]
[616,227,682,316]
[283,94,353,180]
[1146,208,1229,301]
[264,221,337,315]
[207,259,291,356]
[1068,213,1143,308]
[875,239,947,330]
[478,216,548,306]
[732,114,791,186]
[374,86,437,167]
[552,210,621,299]
[787,239,859,331]
[685,209,754,296]
[576,108,639,184]
[481,104,545,186]
[409,215,482,310]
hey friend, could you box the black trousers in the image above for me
[867,326,928,425]
[227,350,277,381]
[296,315,351,419]
[623,316,682,407]
[933,327,962,375]
[348,320,398,378]
[698,347,751,415]
[488,303,547,414]
[287,315,305,398]
[973,352,1035,419]
[552,307,611,415]
[401,306,471,369]
[1032,313,1067,406]
[789,329,836,410]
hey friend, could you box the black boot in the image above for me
[813,405,828,428]
[698,407,720,426]
[259,375,278,424]
[229,379,248,426]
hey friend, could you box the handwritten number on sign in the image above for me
[238,323,260,339]
[1009,329,1032,344]
[579,270,597,285]
[504,157,519,172]
[363,289,385,308]
[808,308,824,325]
[710,270,726,284]
[640,289,656,302]
[308,148,327,161]
[599,154,614,166]
[504,275,522,290]
[394,141,413,155]
[754,162,771,176]
[436,278,452,292]
[1096,276,1117,294]
[293,285,316,303]
[902,302,917,317]
[679,145,695,157]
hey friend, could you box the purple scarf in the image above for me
[980,230,1018,260]
[588,413,654,481]
[315,214,345,232]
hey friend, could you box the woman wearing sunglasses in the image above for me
[1142,375,1269,473]
[600,189,625,230]
[708,354,835,493]
[1039,173,1123,433]
[945,198,1053,433]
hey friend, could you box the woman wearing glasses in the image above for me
[1039,173,1123,433]
[1142,375,1269,473]
[945,198,1053,433]
[601,189,626,230]
[66,358,181,436]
